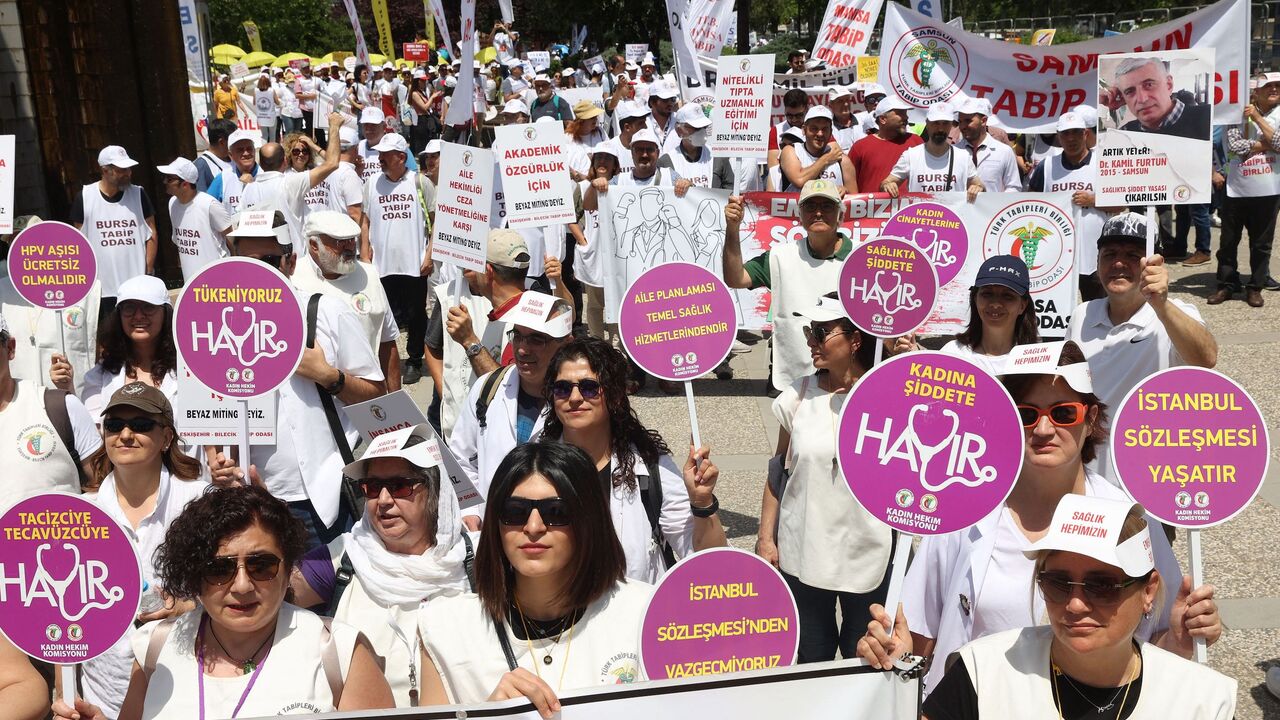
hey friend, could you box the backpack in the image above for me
[637,457,678,570]
[474,365,516,431]
[44,388,89,490]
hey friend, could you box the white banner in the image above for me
[428,0,453,58]
[497,0,513,24]
[0,135,13,234]
[433,143,494,273]
[1096,49,1214,205]
[911,0,936,18]
[687,0,737,58]
[341,0,372,71]
[176,0,210,124]
[558,86,605,111]
[811,0,884,68]
[710,55,774,158]
[444,0,477,126]
[666,0,715,105]
[879,0,1249,132]
[241,658,917,720]
[494,124,576,228]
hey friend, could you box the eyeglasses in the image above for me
[290,148,311,156]
[201,553,283,586]
[506,329,552,348]
[357,477,423,499]
[103,416,160,434]
[119,301,161,317]
[799,200,840,216]
[1036,571,1144,606]
[1017,402,1088,429]
[802,324,845,344]
[550,378,602,400]
[499,497,572,527]
[254,254,284,269]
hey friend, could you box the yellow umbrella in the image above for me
[241,51,277,68]
[272,52,311,68]
[317,52,337,63]
[211,43,246,58]
[368,53,389,65]
[478,47,497,64]
[395,58,414,68]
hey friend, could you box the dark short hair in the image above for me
[153,485,307,601]
[999,340,1108,463]
[783,88,808,108]
[208,119,237,146]
[474,441,626,621]
[788,50,806,62]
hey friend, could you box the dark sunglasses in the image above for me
[1036,571,1144,606]
[255,254,284,269]
[550,379,602,400]
[802,324,845,344]
[357,477,423,499]
[103,416,160,434]
[499,497,572,527]
[1017,402,1088,429]
[290,147,312,156]
[202,553,283,586]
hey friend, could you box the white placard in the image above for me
[0,136,13,234]
[230,62,250,79]
[626,44,649,64]
[433,143,494,273]
[493,123,576,228]
[345,390,482,508]
[526,51,551,71]
[444,0,477,126]
[710,55,774,158]
[557,86,605,111]
[173,362,277,444]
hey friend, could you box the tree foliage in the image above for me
[209,0,355,55]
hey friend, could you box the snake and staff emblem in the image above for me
[905,40,954,87]
[1011,223,1052,269]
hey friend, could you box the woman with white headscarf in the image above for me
[291,424,471,707]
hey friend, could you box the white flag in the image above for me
[445,0,476,126]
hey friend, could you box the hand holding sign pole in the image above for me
[7,222,97,357]
[1110,367,1268,663]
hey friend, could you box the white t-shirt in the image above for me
[168,192,231,282]
[82,366,178,424]
[968,508,1036,640]
[939,339,1008,377]
[0,380,102,511]
[890,144,978,193]
[660,145,713,188]
[420,581,652,703]
[363,171,427,278]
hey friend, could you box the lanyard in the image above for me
[385,607,420,706]
[197,615,272,720]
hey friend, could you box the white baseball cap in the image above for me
[360,107,387,125]
[1072,105,1099,129]
[650,81,679,100]
[804,105,834,123]
[504,57,523,68]
[498,291,573,338]
[874,97,912,118]
[227,129,263,149]
[381,62,395,70]
[828,86,855,101]
[924,102,957,123]
[617,100,651,121]
[862,83,888,98]
[424,139,442,154]
[116,275,170,306]
[641,53,656,67]
[532,74,552,85]
[370,133,410,153]
[997,341,1093,394]
[956,96,992,117]
[561,68,576,78]
[625,61,639,72]
[156,157,197,184]
[1024,494,1154,578]
[98,146,138,169]
[338,126,359,149]
[629,128,660,147]
[1056,111,1087,132]
[792,292,846,322]
[1256,71,1280,88]
[502,99,530,115]
[343,424,444,479]
[674,103,711,129]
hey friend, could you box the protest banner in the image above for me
[857,56,879,82]
[403,42,431,61]
[230,62,250,79]
[838,236,938,339]
[173,361,277,445]
[619,263,736,445]
[0,135,12,234]
[241,21,262,52]
[666,0,714,105]
[426,0,453,58]
[1095,49,1214,206]
[345,390,482,508]
[1110,367,1267,662]
[581,53,606,75]
[240,656,918,719]
[433,143,494,275]
[8,221,96,357]
[626,44,649,64]
[494,123,576,228]
[881,201,967,286]
[558,86,605,111]
[879,0,1248,132]
[710,54,774,160]
[526,50,551,71]
[174,257,304,467]
[811,0,884,68]
[640,548,798,680]
[0,493,142,705]
[444,0,477,126]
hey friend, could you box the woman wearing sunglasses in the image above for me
[756,293,892,663]
[53,485,393,720]
[919,494,1236,719]
[289,424,470,707]
[539,337,726,582]
[857,341,1221,695]
[75,383,207,720]
[418,442,650,718]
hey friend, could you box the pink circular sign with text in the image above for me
[0,493,142,663]
[640,548,798,680]
[838,237,938,338]
[1111,368,1268,528]
[6,222,97,309]
[619,263,737,382]
[881,202,968,286]
[837,351,1024,535]
[174,258,304,398]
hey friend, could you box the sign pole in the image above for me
[1189,529,1207,663]
[684,380,703,455]
[1145,205,1157,259]
[873,337,885,366]
[59,665,75,705]
[238,398,251,484]
[56,309,67,355]
[882,533,913,636]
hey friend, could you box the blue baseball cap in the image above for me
[974,255,1030,296]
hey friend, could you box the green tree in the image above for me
[210,0,355,55]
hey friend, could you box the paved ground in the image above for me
[404,225,1280,717]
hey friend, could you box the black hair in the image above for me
[208,119,237,147]
[97,304,178,384]
[954,284,1040,351]
[788,50,806,62]
[783,88,808,108]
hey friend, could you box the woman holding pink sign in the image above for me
[857,342,1221,696]
[756,292,892,663]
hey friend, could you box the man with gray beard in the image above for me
[293,210,402,391]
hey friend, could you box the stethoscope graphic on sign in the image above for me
[212,306,288,367]
[906,404,998,493]
[912,228,957,268]
[873,271,923,314]
[30,543,127,622]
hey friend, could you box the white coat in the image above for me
[449,366,546,521]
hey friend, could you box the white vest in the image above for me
[1042,153,1104,275]
[303,177,333,214]
[357,140,384,184]
[217,169,248,215]
[1225,104,1280,198]
[785,144,844,191]
[365,171,426,277]
[168,193,228,282]
[240,171,306,245]
[959,627,1236,720]
[199,150,231,177]
[0,276,99,396]
[80,184,147,296]
[0,380,81,509]
[292,255,389,355]
[255,87,278,127]
[664,146,713,187]
[133,605,358,719]
[768,239,846,391]
[432,283,506,439]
